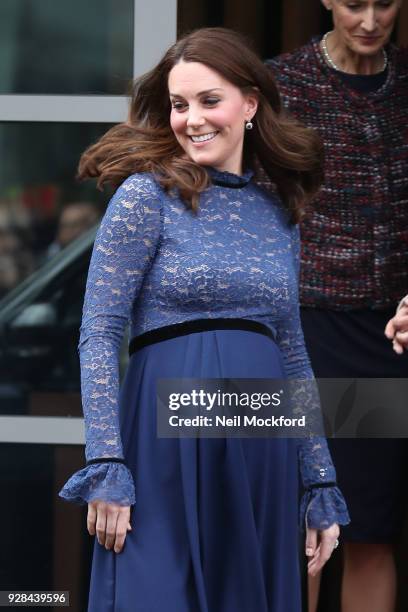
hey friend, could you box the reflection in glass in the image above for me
[0,122,113,296]
[0,0,133,94]
[0,226,129,414]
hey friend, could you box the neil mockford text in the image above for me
[158,385,308,435]
[168,389,283,411]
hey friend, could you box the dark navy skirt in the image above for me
[88,324,301,612]
[301,307,408,543]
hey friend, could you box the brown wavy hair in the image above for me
[78,27,323,222]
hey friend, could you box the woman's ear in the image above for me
[245,92,259,122]
[321,0,333,11]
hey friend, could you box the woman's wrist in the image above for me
[86,457,126,466]
[306,481,337,491]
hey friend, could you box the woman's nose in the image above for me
[186,107,205,128]
[361,9,377,32]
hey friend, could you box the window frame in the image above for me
[0,0,177,444]
[0,0,177,123]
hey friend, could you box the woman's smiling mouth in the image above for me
[189,131,219,143]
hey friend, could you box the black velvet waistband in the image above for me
[129,318,275,356]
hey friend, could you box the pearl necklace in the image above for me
[321,31,388,73]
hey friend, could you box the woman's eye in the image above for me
[346,1,392,9]
[203,98,220,106]
[171,101,187,111]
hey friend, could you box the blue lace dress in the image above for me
[60,168,349,612]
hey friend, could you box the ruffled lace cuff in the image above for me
[300,485,350,531]
[59,462,136,506]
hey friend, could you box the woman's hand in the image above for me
[385,300,408,354]
[87,501,132,553]
[305,523,340,576]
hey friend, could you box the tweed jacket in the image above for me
[267,39,408,310]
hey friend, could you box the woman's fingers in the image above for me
[307,546,321,576]
[307,524,339,576]
[385,310,408,352]
[384,318,396,339]
[385,308,408,342]
[305,527,318,557]
[87,502,97,536]
[393,338,404,354]
[95,503,108,546]
[395,329,408,345]
[87,501,131,553]
[105,506,119,550]
[114,507,132,553]
[393,329,408,353]
[314,535,335,572]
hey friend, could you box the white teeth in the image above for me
[190,132,218,143]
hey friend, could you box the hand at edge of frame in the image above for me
[87,500,132,554]
[385,301,408,354]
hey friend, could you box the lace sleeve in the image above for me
[59,173,162,505]
[274,224,350,530]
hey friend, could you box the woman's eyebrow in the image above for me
[169,88,224,98]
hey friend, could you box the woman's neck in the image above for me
[322,30,386,75]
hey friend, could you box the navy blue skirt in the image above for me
[301,307,408,543]
[88,327,301,612]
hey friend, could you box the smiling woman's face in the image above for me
[323,0,401,56]
[168,60,257,175]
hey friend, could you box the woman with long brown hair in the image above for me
[60,28,348,611]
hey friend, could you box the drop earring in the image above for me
[245,120,253,130]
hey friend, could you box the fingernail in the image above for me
[306,548,313,556]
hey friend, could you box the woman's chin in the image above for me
[188,151,219,167]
